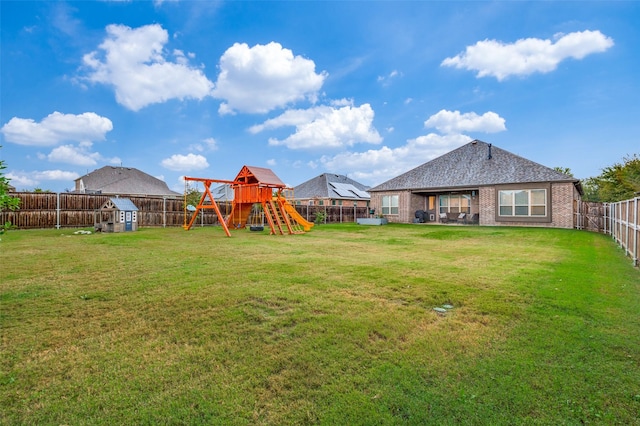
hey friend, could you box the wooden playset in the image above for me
[182,165,313,236]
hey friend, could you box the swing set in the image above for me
[182,165,314,237]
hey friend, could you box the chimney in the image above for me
[488,143,492,160]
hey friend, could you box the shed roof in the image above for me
[294,173,370,200]
[101,197,139,211]
[76,166,179,196]
[369,140,580,192]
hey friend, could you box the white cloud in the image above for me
[213,42,327,114]
[7,170,80,190]
[251,103,382,150]
[188,137,218,152]
[82,24,214,111]
[48,144,101,166]
[377,70,402,86]
[1,112,113,146]
[317,108,506,186]
[5,172,38,188]
[424,110,506,135]
[161,153,209,171]
[441,30,614,81]
[201,137,218,151]
[320,133,471,186]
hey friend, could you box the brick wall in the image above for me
[372,182,578,229]
[479,183,576,229]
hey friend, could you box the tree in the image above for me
[1,147,21,234]
[553,166,574,177]
[582,154,640,202]
[184,186,203,209]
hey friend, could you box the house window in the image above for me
[382,195,399,215]
[498,189,547,217]
[439,194,470,214]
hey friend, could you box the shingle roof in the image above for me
[294,173,370,200]
[212,184,234,201]
[238,166,286,187]
[75,166,180,196]
[369,140,579,192]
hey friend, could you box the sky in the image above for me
[1,1,639,193]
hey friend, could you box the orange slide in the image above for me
[281,201,314,232]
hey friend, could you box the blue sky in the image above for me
[1,1,639,193]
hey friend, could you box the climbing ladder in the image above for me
[261,198,305,235]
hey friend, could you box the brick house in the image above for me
[293,173,370,208]
[368,140,582,228]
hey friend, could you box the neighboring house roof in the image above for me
[294,173,370,200]
[370,140,580,193]
[101,197,139,211]
[212,184,234,201]
[75,166,179,196]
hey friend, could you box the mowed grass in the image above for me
[1,223,639,425]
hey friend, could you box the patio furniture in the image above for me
[467,213,479,224]
[456,213,466,223]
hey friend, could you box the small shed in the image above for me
[94,197,139,232]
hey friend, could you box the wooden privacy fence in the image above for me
[576,198,640,266]
[604,197,639,267]
[574,201,607,233]
[1,192,370,229]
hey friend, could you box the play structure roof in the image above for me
[236,166,286,187]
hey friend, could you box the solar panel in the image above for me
[350,187,370,198]
[329,182,370,199]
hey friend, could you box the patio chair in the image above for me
[456,213,466,223]
[468,213,479,224]
[439,213,448,223]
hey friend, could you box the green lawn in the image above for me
[1,224,639,425]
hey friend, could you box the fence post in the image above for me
[56,192,60,229]
[633,197,638,266]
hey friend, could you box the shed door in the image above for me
[125,211,133,231]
